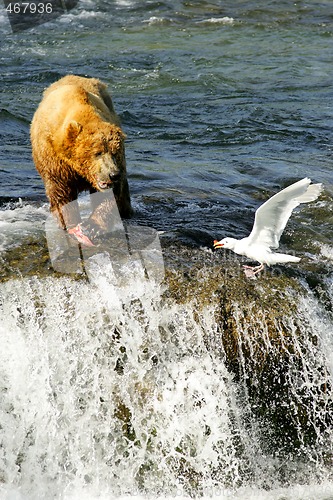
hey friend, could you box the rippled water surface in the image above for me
[0,1,333,498]
[1,1,332,237]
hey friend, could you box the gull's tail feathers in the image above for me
[272,253,301,265]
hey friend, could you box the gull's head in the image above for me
[214,237,237,250]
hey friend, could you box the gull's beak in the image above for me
[214,240,224,249]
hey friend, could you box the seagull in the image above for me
[214,177,322,277]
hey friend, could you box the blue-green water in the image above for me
[0,1,333,498]
[1,0,332,243]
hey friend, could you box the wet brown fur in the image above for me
[30,75,132,229]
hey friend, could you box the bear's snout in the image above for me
[109,172,121,182]
[96,153,121,190]
[96,168,121,190]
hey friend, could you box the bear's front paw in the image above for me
[67,224,95,247]
[80,220,104,243]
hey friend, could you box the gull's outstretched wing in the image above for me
[247,178,322,249]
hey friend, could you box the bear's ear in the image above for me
[66,121,82,143]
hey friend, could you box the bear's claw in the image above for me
[67,224,95,247]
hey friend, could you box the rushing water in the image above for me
[0,261,333,499]
[0,0,333,498]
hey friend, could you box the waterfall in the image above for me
[0,262,332,499]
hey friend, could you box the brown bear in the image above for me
[31,74,132,245]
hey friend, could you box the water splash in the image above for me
[0,268,236,498]
[0,262,332,499]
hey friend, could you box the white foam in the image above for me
[225,482,333,500]
[300,277,333,383]
[320,243,333,261]
[59,9,106,23]
[143,16,169,25]
[0,271,238,497]
[197,17,235,25]
[2,477,333,499]
[0,232,332,498]
[0,271,331,497]
[115,0,136,6]
[0,201,48,251]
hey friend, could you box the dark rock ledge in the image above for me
[1,236,333,474]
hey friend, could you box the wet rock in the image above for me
[162,244,333,463]
[1,235,333,466]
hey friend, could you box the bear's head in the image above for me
[58,119,126,192]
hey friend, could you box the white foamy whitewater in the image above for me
[214,178,322,277]
[0,264,333,500]
[0,197,333,500]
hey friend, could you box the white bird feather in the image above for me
[214,177,322,276]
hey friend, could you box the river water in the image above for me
[0,1,333,498]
